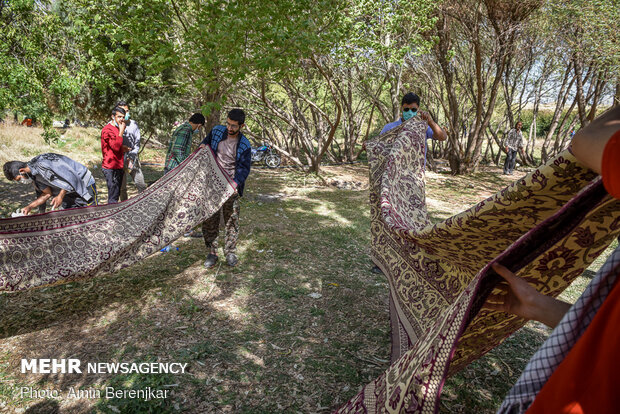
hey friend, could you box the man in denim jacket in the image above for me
[199,108,251,268]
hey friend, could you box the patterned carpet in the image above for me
[0,148,235,292]
[337,117,620,413]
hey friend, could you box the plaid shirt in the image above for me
[164,122,194,171]
[503,128,524,151]
[498,245,620,413]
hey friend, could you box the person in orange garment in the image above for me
[100,106,130,204]
[493,106,620,414]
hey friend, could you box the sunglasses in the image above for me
[403,108,418,113]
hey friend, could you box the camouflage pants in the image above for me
[202,195,240,255]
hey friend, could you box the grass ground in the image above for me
[0,124,616,413]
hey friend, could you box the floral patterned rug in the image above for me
[337,118,620,413]
[0,148,235,292]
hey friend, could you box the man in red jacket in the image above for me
[101,106,130,203]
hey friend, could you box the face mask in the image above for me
[19,174,33,185]
[125,112,130,121]
[402,108,417,121]
[193,128,200,134]
[114,121,119,127]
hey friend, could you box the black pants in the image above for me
[62,183,99,209]
[103,168,124,204]
[503,149,518,174]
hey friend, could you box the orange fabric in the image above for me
[526,279,620,414]
[602,130,620,199]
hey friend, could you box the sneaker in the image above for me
[203,253,218,268]
[226,253,238,267]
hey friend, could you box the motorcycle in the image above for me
[251,143,281,168]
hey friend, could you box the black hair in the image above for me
[189,113,206,125]
[111,106,126,116]
[116,101,129,109]
[401,92,421,106]
[3,161,28,181]
[227,108,246,125]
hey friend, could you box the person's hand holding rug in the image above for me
[484,263,571,328]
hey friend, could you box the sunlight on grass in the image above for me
[0,130,617,413]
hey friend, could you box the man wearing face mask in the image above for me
[101,106,131,204]
[380,92,447,169]
[3,154,98,215]
[198,108,252,268]
[164,113,206,174]
[116,101,147,201]
[372,92,447,274]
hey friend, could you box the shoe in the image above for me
[226,253,238,267]
[203,254,218,268]
[371,265,383,274]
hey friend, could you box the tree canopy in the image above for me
[1,0,618,172]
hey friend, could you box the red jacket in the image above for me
[101,122,124,169]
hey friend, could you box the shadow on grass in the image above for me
[1,162,568,413]
[440,323,549,414]
[0,168,391,412]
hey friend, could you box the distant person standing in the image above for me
[101,106,130,203]
[116,101,147,201]
[502,121,525,175]
[163,113,206,174]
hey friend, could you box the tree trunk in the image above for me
[573,56,589,127]
[541,63,575,163]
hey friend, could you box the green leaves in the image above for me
[0,0,80,126]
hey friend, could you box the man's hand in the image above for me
[419,111,432,123]
[484,263,571,328]
[198,144,206,150]
[21,205,33,215]
[118,120,126,137]
[51,190,66,209]
[420,111,447,141]
[122,145,131,153]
